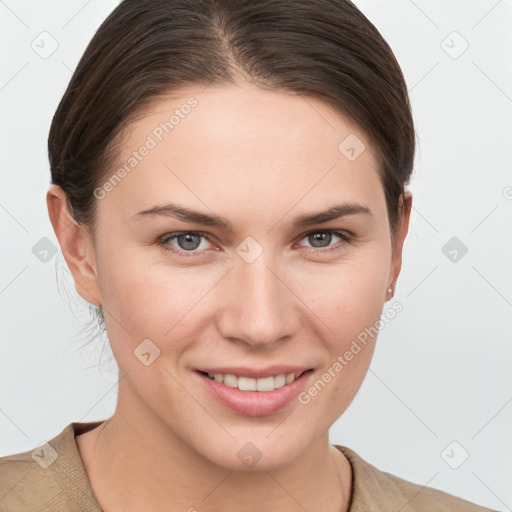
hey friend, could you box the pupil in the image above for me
[310,232,331,248]
[179,233,200,250]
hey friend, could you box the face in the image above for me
[60,83,409,471]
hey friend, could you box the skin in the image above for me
[47,82,412,512]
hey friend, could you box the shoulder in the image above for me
[0,435,67,511]
[335,445,496,512]
[0,422,102,512]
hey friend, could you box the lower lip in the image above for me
[196,370,314,417]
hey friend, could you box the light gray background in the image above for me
[1,1,511,510]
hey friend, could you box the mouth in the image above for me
[197,369,311,392]
[195,368,314,417]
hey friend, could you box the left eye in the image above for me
[297,230,350,251]
[157,230,350,256]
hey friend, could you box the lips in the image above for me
[195,368,315,416]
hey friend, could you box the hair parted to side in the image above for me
[48,0,415,333]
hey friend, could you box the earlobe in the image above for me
[46,184,102,306]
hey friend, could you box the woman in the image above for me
[0,0,496,510]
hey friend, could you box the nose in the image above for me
[216,254,298,348]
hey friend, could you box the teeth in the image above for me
[205,372,302,391]
[256,375,276,391]
[274,374,286,388]
[224,374,238,388]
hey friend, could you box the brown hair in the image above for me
[48,0,415,334]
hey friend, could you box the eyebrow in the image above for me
[131,201,372,230]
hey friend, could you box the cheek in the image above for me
[294,250,388,403]
[96,245,219,351]
[297,249,389,341]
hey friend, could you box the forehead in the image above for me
[100,84,385,223]
[125,83,370,155]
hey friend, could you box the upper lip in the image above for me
[196,365,313,379]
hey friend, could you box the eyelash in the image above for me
[156,230,352,257]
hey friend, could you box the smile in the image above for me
[196,369,314,416]
[199,370,308,392]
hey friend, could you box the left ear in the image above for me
[388,188,412,295]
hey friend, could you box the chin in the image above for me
[189,428,313,473]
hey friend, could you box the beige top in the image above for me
[0,421,495,511]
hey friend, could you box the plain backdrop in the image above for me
[1,1,511,510]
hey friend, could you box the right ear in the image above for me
[46,184,103,306]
